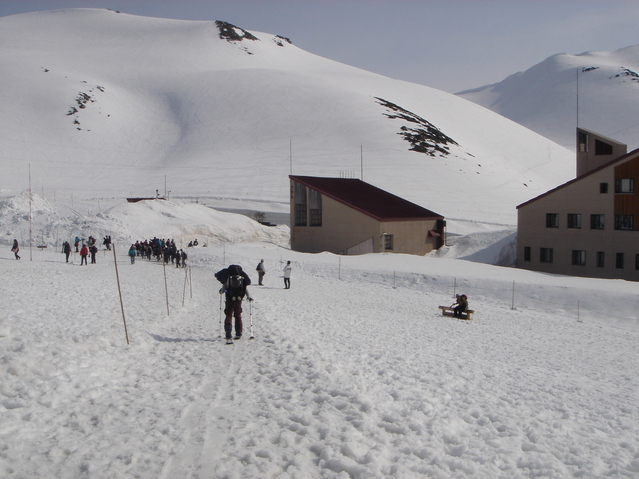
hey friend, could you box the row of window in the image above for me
[294,184,322,226]
[546,213,634,230]
[524,247,638,269]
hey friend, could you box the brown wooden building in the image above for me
[290,176,445,255]
[517,129,639,280]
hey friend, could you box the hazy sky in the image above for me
[3,0,639,93]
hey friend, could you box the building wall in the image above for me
[517,153,639,280]
[292,194,380,254]
[576,128,627,177]
[291,183,442,255]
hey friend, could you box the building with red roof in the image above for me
[290,176,445,255]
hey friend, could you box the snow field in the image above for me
[2,243,639,478]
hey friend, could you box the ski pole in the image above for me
[249,298,254,339]
[219,290,223,340]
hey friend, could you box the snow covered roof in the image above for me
[290,175,444,222]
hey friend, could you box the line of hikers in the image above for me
[127,238,187,267]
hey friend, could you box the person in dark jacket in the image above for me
[452,294,468,318]
[62,241,71,262]
[256,259,266,285]
[11,239,20,260]
[215,264,252,340]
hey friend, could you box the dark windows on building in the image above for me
[600,182,608,194]
[309,189,322,226]
[523,246,531,262]
[294,182,307,226]
[595,139,613,156]
[615,215,634,230]
[635,254,639,270]
[567,214,581,229]
[590,214,605,230]
[578,131,588,152]
[571,250,586,266]
[616,252,625,269]
[596,251,605,268]
[546,213,559,228]
[540,248,553,263]
[383,234,394,251]
[615,178,634,194]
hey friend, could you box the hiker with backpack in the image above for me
[215,264,252,341]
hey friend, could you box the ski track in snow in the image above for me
[1,247,639,478]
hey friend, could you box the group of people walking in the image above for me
[127,238,187,267]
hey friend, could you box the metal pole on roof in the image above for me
[361,144,364,181]
[290,138,293,175]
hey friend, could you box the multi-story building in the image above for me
[517,128,639,280]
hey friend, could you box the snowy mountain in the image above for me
[458,45,639,151]
[0,8,574,227]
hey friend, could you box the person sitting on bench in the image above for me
[451,294,468,318]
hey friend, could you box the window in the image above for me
[540,248,553,263]
[523,246,531,262]
[600,183,608,194]
[635,254,639,270]
[615,178,634,193]
[616,253,625,269]
[596,251,605,268]
[590,214,605,230]
[615,215,634,230]
[383,234,394,251]
[567,214,581,229]
[309,189,322,226]
[294,182,307,226]
[572,250,586,266]
[546,213,559,228]
[595,139,613,155]
[578,131,588,153]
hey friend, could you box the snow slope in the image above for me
[2,238,638,478]
[0,8,574,225]
[458,45,639,151]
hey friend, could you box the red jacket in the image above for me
[80,245,89,256]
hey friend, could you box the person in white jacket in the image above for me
[283,261,292,289]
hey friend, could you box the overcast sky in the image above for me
[3,0,639,93]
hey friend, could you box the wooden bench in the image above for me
[439,305,474,320]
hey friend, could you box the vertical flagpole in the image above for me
[29,164,33,261]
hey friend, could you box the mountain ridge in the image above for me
[0,8,574,225]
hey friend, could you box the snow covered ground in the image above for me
[2,235,638,478]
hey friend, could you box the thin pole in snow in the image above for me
[29,164,33,261]
[182,266,189,307]
[163,261,170,316]
[511,281,516,310]
[112,244,130,345]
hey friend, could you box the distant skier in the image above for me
[11,239,20,260]
[74,236,81,252]
[283,261,292,289]
[451,294,468,318]
[89,244,98,264]
[256,259,266,285]
[180,249,187,267]
[62,241,71,262]
[215,264,252,341]
[80,243,89,265]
